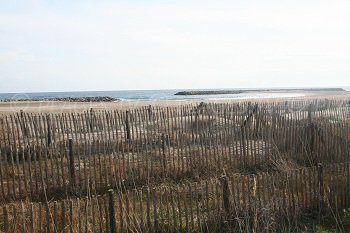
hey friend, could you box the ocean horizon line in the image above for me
[0,86,349,95]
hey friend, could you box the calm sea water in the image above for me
[0,87,349,101]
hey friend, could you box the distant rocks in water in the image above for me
[175,88,346,96]
[175,90,244,96]
[0,96,120,102]
[296,88,345,92]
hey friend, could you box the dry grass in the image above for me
[1,166,350,233]
[1,100,350,232]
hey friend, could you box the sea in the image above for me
[0,87,349,102]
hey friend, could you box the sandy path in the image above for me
[0,91,349,114]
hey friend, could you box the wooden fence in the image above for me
[0,99,350,232]
[0,100,349,201]
[1,162,349,233]
[0,100,349,151]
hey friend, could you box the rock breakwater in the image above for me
[0,96,120,102]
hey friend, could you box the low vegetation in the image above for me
[0,99,349,232]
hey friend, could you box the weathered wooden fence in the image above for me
[0,99,349,232]
[1,162,349,233]
[0,100,349,201]
[0,124,349,201]
[0,100,349,151]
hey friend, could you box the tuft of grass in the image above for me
[236,162,277,175]
[314,225,335,233]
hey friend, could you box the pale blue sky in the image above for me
[0,0,349,92]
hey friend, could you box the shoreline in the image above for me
[174,88,345,96]
[0,90,349,114]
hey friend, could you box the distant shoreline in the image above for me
[175,88,346,96]
[0,88,348,102]
[0,90,349,115]
[0,96,120,103]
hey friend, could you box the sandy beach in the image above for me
[0,90,349,115]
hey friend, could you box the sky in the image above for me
[0,0,349,93]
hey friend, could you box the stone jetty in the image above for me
[175,88,345,96]
[0,96,120,102]
[175,90,244,95]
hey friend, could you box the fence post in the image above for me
[284,101,288,113]
[108,189,117,233]
[47,115,51,146]
[68,139,75,190]
[318,163,324,220]
[272,109,276,128]
[3,206,9,232]
[240,126,247,160]
[89,108,94,131]
[308,104,312,124]
[146,188,151,229]
[221,175,232,216]
[147,105,152,121]
[125,111,131,141]
[195,108,199,141]
[20,110,28,137]
[254,104,260,135]
[162,133,167,175]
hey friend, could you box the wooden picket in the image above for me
[0,99,350,232]
[0,162,349,232]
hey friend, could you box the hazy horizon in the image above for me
[0,85,349,95]
[1,1,349,93]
